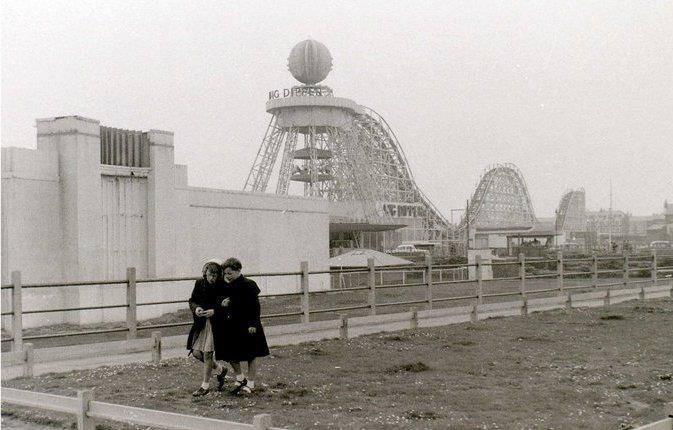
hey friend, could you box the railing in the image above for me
[1,251,672,351]
[2,387,284,430]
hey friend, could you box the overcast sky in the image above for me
[2,0,672,218]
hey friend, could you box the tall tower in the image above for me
[245,40,454,252]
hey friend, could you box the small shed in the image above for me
[328,249,414,289]
[328,249,413,268]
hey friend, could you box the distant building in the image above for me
[586,209,630,248]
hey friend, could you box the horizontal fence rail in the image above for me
[1,387,283,430]
[1,251,671,350]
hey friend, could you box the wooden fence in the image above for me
[1,251,672,352]
[3,282,671,379]
[2,387,284,430]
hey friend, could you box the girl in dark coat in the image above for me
[187,260,228,396]
[219,257,269,394]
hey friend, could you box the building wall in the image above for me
[1,116,330,328]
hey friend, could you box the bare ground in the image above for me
[3,298,673,430]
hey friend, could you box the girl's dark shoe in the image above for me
[216,368,228,391]
[230,379,248,395]
[192,387,210,397]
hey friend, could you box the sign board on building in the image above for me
[377,202,424,218]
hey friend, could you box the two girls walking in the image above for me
[187,258,269,396]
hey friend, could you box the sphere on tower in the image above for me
[287,39,333,85]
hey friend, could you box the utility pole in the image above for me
[465,199,470,257]
[608,179,613,252]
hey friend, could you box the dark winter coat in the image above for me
[215,275,269,361]
[186,278,228,352]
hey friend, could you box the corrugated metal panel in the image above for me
[101,176,148,279]
[100,127,149,167]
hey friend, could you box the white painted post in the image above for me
[24,343,34,378]
[126,267,137,340]
[604,288,611,306]
[76,390,95,430]
[557,251,564,294]
[519,253,526,298]
[476,255,483,304]
[253,414,273,430]
[410,307,418,330]
[425,254,433,309]
[368,258,376,315]
[300,261,309,323]
[11,271,22,351]
[592,253,598,288]
[623,253,629,287]
[339,314,348,339]
[651,249,658,284]
[151,331,162,363]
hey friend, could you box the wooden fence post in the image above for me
[410,307,418,330]
[425,254,433,309]
[592,253,598,288]
[11,271,22,351]
[24,343,34,378]
[623,253,629,287]
[300,261,310,324]
[151,331,162,364]
[518,253,526,298]
[126,267,137,340]
[476,255,483,305]
[339,314,348,339]
[556,251,564,294]
[651,249,658,284]
[253,413,273,430]
[367,258,376,315]
[76,390,95,430]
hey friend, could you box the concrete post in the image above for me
[11,271,22,351]
[339,314,348,339]
[76,390,95,430]
[476,255,483,305]
[410,307,418,330]
[367,258,376,315]
[518,253,526,298]
[24,343,34,378]
[623,253,629,287]
[651,249,658,284]
[557,251,564,294]
[592,253,598,288]
[126,267,137,340]
[151,331,162,363]
[300,261,310,323]
[425,254,433,309]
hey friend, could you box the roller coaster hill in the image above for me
[244,40,562,258]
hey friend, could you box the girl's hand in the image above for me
[221,298,231,307]
[248,326,257,334]
[195,307,204,316]
[203,309,215,318]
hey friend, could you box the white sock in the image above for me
[201,382,209,389]
[247,380,255,389]
[236,374,246,383]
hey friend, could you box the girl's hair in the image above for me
[222,257,242,271]
[202,261,222,279]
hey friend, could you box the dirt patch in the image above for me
[3,299,673,429]
[384,362,430,374]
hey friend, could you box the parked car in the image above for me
[390,244,428,255]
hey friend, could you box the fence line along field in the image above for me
[3,298,672,430]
